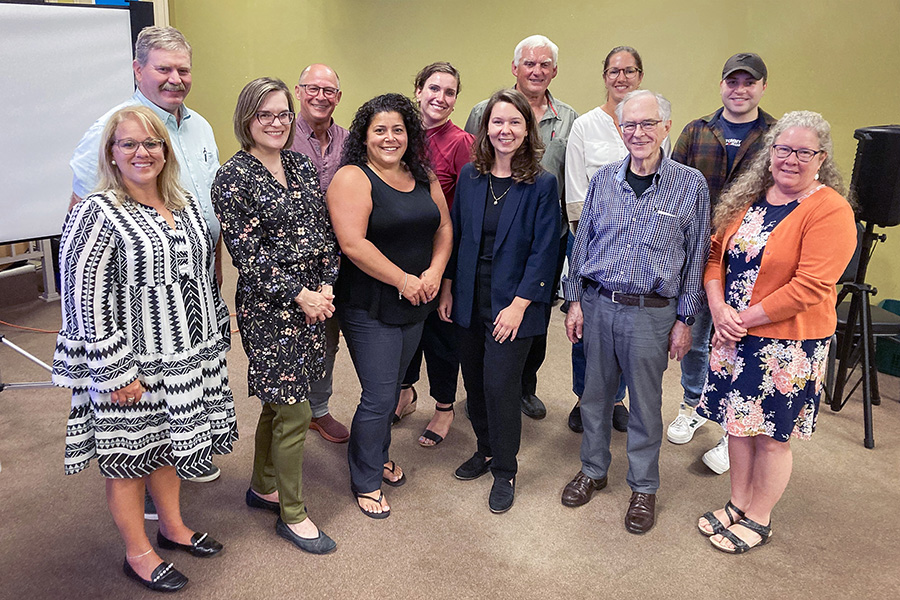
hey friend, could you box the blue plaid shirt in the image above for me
[564,154,710,318]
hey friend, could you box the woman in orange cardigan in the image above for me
[696,111,856,554]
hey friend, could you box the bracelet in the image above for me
[398,273,408,299]
[126,548,153,560]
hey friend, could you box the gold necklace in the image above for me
[489,176,510,205]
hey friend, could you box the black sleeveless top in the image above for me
[336,164,440,325]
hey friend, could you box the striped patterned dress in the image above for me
[53,190,238,478]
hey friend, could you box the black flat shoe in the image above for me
[613,403,629,432]
[454,453,492,481]
[245,488,281,514]
[489,476,515,514]
[123,559,188,593]
[276,517,337,554]
[567,402,583,433]
[521,394,547,419]
[157,531,223,558]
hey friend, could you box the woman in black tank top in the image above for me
[327,94,452,519]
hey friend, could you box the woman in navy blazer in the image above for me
[438,89,559,513]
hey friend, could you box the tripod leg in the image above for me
[860,293,875,449]
[832,292,862,411]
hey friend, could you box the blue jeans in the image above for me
[339,306,424,494]
[679,305,713,408]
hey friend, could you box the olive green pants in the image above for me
[250,400,312,523]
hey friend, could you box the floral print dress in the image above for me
[212,150,339,405]
[698,198,829,441]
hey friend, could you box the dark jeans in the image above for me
[457,321,533,481]
[340,306,424,494]
[401,310,460,405]
[520,232,566,396]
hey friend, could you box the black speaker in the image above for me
[850,125,900,227]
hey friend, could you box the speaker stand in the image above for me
[830,221,885,449]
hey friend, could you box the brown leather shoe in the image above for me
[310,413,350,443]
[624,492,656,534]
[561,471,608,507]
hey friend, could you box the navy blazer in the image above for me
[447,163,560,338]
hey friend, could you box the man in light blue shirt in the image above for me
[69,26,222,489]
[69,26,221,284]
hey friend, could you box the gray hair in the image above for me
[513,35,559,67]
[135,26,192,66]
[615,89,671,123]
[713,110,848,232]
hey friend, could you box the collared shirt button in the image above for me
[540,282,545,287]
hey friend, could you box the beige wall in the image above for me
[170,0,900,297]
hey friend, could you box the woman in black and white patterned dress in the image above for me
[54,105,237,592]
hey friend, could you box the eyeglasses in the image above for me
[619,119,662,134]
[113,138,165,154]
[771,144,823,163]
[255,111,295,126]
[605,66,642,80]
[297,84,340,99]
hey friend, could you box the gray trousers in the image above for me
[308,316,340,418]
[579,285,676,494]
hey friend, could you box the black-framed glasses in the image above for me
[297,84,340,99]
[619,119,661,134]
[255,111,295,126]
[112,138,165,154]
[771,144,822,163]
[605,66,642,80]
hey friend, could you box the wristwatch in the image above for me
[676,314,696,326]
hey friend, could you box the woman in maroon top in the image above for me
[394,62,474,448]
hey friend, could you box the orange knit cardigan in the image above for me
[704,186,857,340]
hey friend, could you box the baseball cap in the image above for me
[722,53,767,80]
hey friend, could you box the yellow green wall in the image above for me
[170,0,900,297]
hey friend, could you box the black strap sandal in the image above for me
[418,403,454,448]
[711,516,772,554]
[698,500,746,537]
[354,491,390,520]
[382,460,406,487]
[392,386,418,425]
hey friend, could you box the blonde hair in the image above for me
[713,110,848,233]
[96,106,187,210]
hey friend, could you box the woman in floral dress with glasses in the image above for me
[696,111,856,554]
[212,77,339,554]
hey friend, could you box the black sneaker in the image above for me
[488,477,515,513]
[568,402,583,433]
[613,403,629,432]
[144,492,158,521]
[521,394,547,420]
[454,453,492,480]
[187,462,221,483]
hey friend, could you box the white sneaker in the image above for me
[702,435,730,474]
[667,404,708,444]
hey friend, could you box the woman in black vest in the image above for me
[328,94,452,518]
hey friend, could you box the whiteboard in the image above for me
[0,2,135,243]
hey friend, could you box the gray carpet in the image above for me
[1,265,898,600]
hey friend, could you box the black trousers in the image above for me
[457,320,533,481]
[401,310,460,405]
[520,232,566,396]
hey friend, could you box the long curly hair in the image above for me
[471,89,544,184]
[340,93,431,185]
[713,110,849,233]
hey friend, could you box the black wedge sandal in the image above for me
[710,516,772,554]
